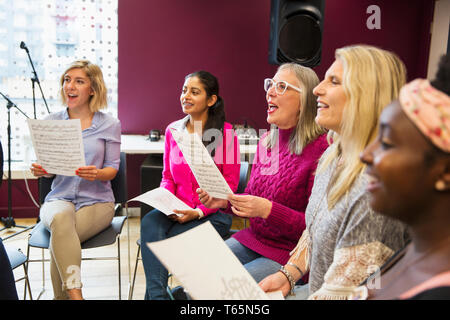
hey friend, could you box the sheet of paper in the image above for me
[266,290,284,300]
[170,128,233,199]
[27,119,85,176]
[147,221,283,300]
[128,187,192,217]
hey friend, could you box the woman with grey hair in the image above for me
[198,63,328,282]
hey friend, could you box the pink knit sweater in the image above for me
[232,129,328,265]
[160,119,241,216]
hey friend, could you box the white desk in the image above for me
[3,134,257,179]
[120,134,257,157]
[120,134,165,154]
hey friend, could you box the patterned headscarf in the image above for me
[399,79,450,153]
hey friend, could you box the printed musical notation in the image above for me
[170,128,233,199]
[27,119,86,176]
[147,222,282,300]
[128,187,191,217]
[220,276,267,300]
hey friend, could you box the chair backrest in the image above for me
[111,152,127,204]
[236,161,250,194]
[38,152,127,205]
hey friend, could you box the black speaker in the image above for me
[268,0,326,67]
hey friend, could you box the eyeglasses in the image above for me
[264,78,302,95]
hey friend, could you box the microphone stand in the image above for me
[0,92,33,233]
[21,43,51,117]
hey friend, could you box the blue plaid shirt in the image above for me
[43,109,121,210]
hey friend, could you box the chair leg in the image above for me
[166,285,175,300]
[125,204,132,294]
[125,204,131,276]
[22,264,33,300]
[25,244,46,300]
[128,245,141,300]
[25,244,31,300]
[117,237,121,300]
[37,248,46,300]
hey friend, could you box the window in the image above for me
[0,0,118,164]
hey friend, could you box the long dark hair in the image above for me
[185,71,226,156]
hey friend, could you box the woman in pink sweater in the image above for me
[198,63,329,282]
[140,71,240,299]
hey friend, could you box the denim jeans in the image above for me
[140,208,232,300]
[286,283,310,300]
[226,237,281,283]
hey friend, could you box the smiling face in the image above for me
[266,68,302,129]
[360,100,440,224]
[62,68,94,111]
[180,76,215,120]
[313,59,347,133]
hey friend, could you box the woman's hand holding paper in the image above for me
[171,209,200,224]
[227,194,272,219]
[196,188,229,209]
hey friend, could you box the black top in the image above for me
[408,287,450,300]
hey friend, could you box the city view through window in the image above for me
[0,0,118,165]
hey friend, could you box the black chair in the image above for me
[25,152,129,300]
[5,245,32,300]
[127,161,251,300]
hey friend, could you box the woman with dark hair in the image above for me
[356,55,450,300]
[140,71,241,300]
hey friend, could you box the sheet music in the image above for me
[128,187,192,217]
[170,128,233,199]
[147,222,285,300]
[27,119,85,176]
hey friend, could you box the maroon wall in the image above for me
[118,0,277,133]
[118,0,434,134]
[1,0,435,219]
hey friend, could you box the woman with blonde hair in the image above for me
[198,63,328,283]
[259,45,410,299]
[31,60,121,300]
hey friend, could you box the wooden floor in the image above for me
[1,215,246,300]
[1,216,149,300]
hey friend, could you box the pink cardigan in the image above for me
[232,129,329,265]
[160,118,241,216]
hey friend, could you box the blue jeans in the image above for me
[226,237,281,283]
[140,208,232,300]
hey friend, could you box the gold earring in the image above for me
[435,180,446,191]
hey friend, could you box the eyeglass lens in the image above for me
[265,79,287,94]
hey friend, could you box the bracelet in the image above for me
[279,266,296,296]
[287,262,304,279]
[195,208,204,219]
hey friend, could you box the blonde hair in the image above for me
[264,63,325,154]
[318,45,407,209]
[60,60,108,112]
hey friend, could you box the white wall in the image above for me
[428,0,450,79]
